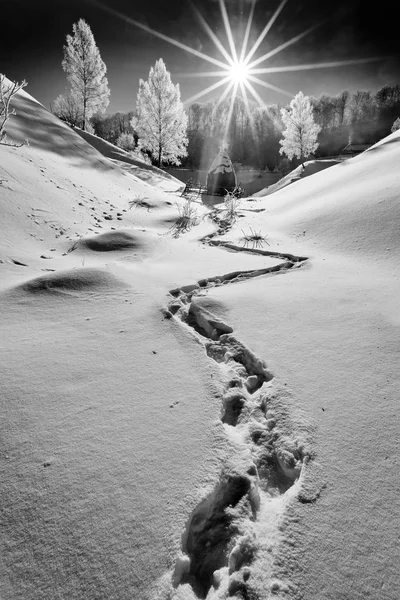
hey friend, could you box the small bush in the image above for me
[170,199,199,237]
[241,227,270,248]
[129,193,151,210]
[222,191,241,224]
[116,132,136,151]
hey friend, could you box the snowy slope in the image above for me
[1,82,400,600]
[252,159,340,198]
[74,127,184,193]
[258,131,400,257]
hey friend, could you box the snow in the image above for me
[1,84,400,600]
[252,159,340,197]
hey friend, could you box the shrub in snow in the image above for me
[62,19,110,131]
[280,91,321,167]
[241,228,270,248]
[132,58,188,166]
[222,192,241,224]
[170,199,199,237]
[51,93,83,128]
[116,133,136,152]
[0,74,28,146]
[391,117,400,133]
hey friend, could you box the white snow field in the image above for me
[1,83,399,600]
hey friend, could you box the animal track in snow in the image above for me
[165,246,311,599]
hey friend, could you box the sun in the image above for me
[229,60,249,84]
[94,0,387,136]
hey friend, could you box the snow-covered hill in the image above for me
[1,82,399,600]
[253,158,340,198]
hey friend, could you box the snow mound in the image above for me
[15,268,125,294]
[74,229,149,253]
[253,159,340,198]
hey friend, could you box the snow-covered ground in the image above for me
[1,84,399,600]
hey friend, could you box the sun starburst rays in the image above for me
[243,0,288,67]
[92,0,388,116]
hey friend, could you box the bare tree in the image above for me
[0,74,28,145]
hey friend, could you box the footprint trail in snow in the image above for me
[162,244,312,600]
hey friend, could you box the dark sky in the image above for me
[1,0,399,113]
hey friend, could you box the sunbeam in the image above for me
[183,76,232,105]
[239,0,256,62]
[177,71,231,78]
[215,80,236,109]
[243,0,288,66]
[247,23,322,70]
[192,4,234,66]
[89,0,228,70]
[222,81,239,144]
[247,74,293,98]
[238,81,257,143]
[249,56,390,74]
[219,0,239,64]
[244,80,268,108]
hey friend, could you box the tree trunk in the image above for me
[83,97,86,131]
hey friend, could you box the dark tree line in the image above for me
[90,111,135,145]
[181,84,400,169]
[57,83,400,170]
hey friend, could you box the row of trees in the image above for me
[52,19,400,171]
[184,85,400,169]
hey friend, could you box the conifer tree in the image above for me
[62,19,110,130]
[132,59,188,166]
[279,91,320,167]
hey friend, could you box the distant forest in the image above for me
[90,84,400,171]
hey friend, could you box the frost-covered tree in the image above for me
[51,93,82,127]
[132,58,188,166]
[279,91,321,167]
[391,117,400,133]
[62,19,110,130]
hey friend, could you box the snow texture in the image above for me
[1,82,400,600]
